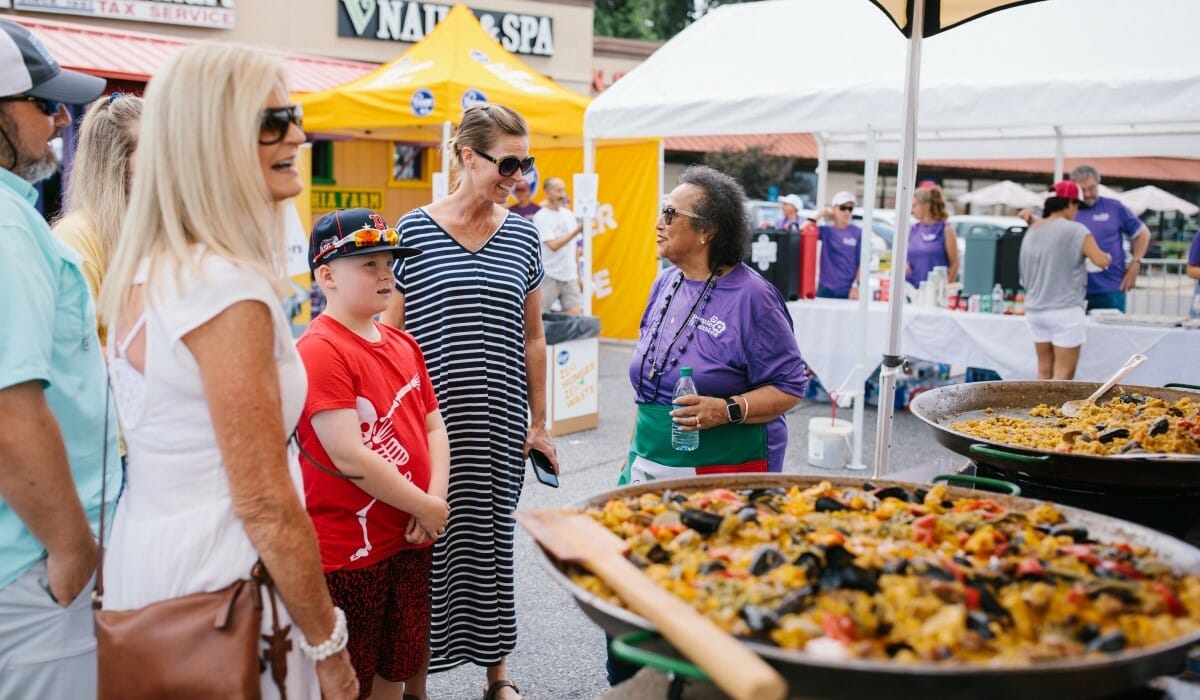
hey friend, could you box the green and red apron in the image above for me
[619,404,768,485]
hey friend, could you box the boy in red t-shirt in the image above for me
[296,208,449,700]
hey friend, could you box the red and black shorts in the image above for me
[325,546,433,695]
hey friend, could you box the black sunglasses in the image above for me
[836,204,855,212]
[259,104,303,145]
[660,205,700,226]
[0,95,61,117]
[472,148,534,178]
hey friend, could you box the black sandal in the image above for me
[484,679,521,700]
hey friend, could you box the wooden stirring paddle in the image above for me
[517,509,788,700]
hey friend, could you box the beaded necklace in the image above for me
[636,269,719,403]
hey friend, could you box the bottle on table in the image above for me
[991,283,1004,315]
[1015,288,1026,315]
[672,367,699,452]
[1004,288,1016,315]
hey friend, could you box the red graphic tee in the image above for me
[296,315,439,572]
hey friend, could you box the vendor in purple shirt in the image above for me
[623,165,809,484]
[1187,229,1200,318]
[813,190,863,299]
[507,178,540,220]
[772,193,804,231]
[1070,164,1151,312]
[906,183,959,288]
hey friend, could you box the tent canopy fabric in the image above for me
[297,4,589,146]
[585,0,1200,160]
[956,180,1043,209]
[1117,186,1200,216]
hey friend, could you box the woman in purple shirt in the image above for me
[622,165,809,484]
[1188,230,1200,318]
[906,184,959,288]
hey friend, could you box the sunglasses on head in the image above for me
[259,104,303,145]
[472,148,534,178]
[0,95,61,117]
[313,226,401,263]
[836,204,855,212]
[660,205,700,226]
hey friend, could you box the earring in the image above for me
[700,238,707,245]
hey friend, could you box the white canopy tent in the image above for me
[958,180,1045,210]
[583,0,1200,475]
[1117,186,1200,216]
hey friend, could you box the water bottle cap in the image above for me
[680,367,694,377]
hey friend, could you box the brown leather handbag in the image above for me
[92,387,291,699]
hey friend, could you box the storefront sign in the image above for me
[311,186,384,212]
[12,0,235,29]
[337,1,555,56]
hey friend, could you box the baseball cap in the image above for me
[0,20,106,103]
[1050,180,1085,204]
[309,208,421,269]
[831,191,857,207]
[778,194,804,210]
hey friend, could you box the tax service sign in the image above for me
[12,0,235,29]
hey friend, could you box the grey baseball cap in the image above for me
[0,19,106,103]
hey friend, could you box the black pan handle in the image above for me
[931,473,1021,496]
[1164,383,1200,392]
[969,443,1052,465]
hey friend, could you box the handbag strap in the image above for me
[93,379,112,609]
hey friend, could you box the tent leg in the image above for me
[873,0,926,479]
[1053,126,1064,182]
[815,135,828,212]
[582,136,597,316]
[850,129,879,471]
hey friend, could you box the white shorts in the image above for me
[541,277,582,312]
[1025,306,1087,348]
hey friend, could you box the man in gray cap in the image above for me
[0,18,115,696]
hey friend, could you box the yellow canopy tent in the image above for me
[296,3,590,147]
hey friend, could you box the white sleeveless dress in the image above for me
[103,251,317,699]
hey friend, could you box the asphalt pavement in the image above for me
[423,340,961,700]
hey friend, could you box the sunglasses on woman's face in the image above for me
[472,148,535,178]
[259,104,304,145]
[660,205,700,226]
[0,95,61,117]
[836,204,855,212]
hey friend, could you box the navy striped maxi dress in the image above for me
[393,208,544,670]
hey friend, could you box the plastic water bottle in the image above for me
[991,283,1004,315]
[672,367,699,452]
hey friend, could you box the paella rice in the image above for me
[568,481,1200,665]
[949,395,1200,456]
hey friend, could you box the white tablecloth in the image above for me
[788,299,1199,390]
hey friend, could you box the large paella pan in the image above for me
[531,474,1200,699]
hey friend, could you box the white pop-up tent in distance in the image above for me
[583,0,1200,476]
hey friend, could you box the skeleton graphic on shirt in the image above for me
[349,375,422,562]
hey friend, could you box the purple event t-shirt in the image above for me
[817,224,862,296]
[1189,230,1200,267]
[628,263,810,472]
[1075,196,1143,295]
[509,203,541,220]
[906,220,949,288]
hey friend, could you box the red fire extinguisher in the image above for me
[800,220,818,299]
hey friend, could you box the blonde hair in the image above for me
[913,185,949,221]
[447,103,528,191]
[58,93,143,274]
[99,43,291,323]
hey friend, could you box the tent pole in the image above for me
[582,136,597,316]
[873,0,925,479]
[815,134,828,211]
[1053,126,1064,182]
[442,120,452,178]
[850,128,879,471]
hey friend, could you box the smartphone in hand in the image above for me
[529,448,559,488]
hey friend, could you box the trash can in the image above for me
[961,222,1026,297]
[542,312,601,436]
[745,228,801,300]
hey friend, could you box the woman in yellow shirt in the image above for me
[53,93,142,346]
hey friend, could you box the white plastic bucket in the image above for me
[807,417,854,469]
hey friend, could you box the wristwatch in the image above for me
[725,397,745,424]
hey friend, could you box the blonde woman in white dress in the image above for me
[97,43,357,699]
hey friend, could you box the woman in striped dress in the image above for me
[381,104,557,700]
